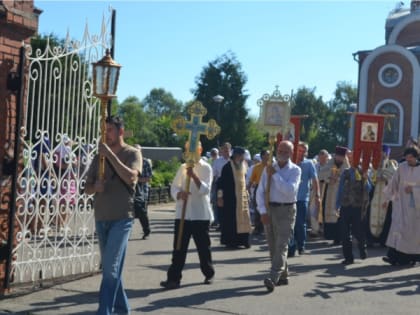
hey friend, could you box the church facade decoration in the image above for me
[354,0,420,158]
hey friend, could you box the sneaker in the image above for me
[264,278,275,292]
[276,278,289,286]
[160,280,180,290]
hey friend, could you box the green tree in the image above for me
[291,87,329,157]
[324,81,358,151]
[243,117,267,157]
[192,51,249,151]
[143,88,183,118]
[117,96,157,146]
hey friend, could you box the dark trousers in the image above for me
[134,203,150,234]
[340,206,366,261]
[289,200,308,254]
[253,210,264,233]
[167,219,215,283]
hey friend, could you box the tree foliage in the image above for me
[192,51,250,152]
[290,82,357,157]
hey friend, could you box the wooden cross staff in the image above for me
[172,101,220,250]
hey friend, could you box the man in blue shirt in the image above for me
[289,142,320,256]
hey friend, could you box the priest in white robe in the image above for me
[382,147,420,266]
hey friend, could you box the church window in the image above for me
[378,64,402,88]
[377,103,400,144]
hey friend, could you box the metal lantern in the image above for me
[92,49,121,99]
[92,49,121,180]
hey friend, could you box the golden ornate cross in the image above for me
[172,101,220,165]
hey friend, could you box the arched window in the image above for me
[376,102,401,145]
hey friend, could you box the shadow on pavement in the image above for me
[135,284,266,313]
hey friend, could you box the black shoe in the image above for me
[360,250,367,260]
[298,249,306,255]
[331,240,340,246]
[204,276,214,285]
[341,259,354,265]
[276,278,289,286]
[142,230,150,240]
[382,256,397,266]
[160,280,180,290]
[264,278,275,292]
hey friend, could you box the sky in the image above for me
[35,0,402,117]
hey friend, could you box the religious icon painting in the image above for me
[263,101,289,128]
[353,113,385,172]
[285,122,295,143]
[360,121,378,143]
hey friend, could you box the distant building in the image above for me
[353,0,420,159]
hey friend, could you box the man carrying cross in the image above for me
[160,102,219,290]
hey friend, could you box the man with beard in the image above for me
[310,149,330,235]
[382,147,420,266]
[85,116,142,315]
[367,145,397,246]
[256,141,301,292]
[217,147,252,248]
[323,146,350,245]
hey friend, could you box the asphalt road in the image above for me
[1,203,420,315]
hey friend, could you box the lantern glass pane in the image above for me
[109,67,118,95]
[102,67,109,95]
[95,66,104,95]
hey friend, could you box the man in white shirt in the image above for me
[160,143,215,290]
[256,140,301,292]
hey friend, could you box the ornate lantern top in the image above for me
[92,49,121,99]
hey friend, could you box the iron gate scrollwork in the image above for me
[9,13,113,285]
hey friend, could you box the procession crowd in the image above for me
[85,116,420,314]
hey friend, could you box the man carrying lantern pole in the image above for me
[160,101,220,290]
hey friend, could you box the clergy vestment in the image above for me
[218,160,252,248]
[384,161,420,258]
[323,157,350,241]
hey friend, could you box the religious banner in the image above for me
[276,115,306,163]
[258,87,292,209]
[353,113,385,172]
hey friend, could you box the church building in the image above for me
[354,0,420,158]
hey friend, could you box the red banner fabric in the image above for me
[276,116,302,164]
[353,113,385,172]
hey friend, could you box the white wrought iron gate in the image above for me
[10,15,112,285]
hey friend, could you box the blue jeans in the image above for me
[288,201,308,254]
[96,218,133,315]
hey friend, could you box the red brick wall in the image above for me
[0,0,40,293]
[365,52,414,160]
